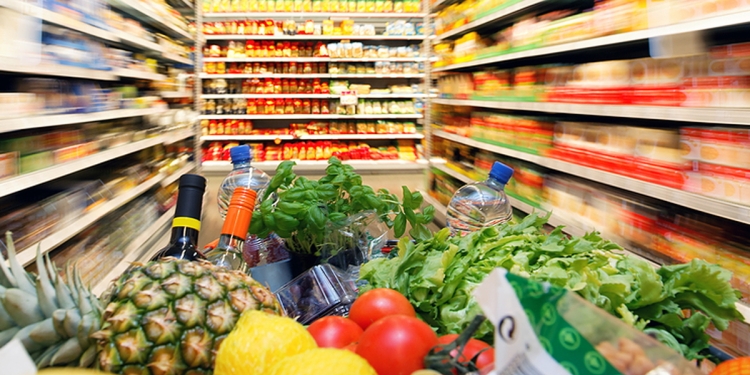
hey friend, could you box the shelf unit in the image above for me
[202,93,427,99]
[200,133,424,142]
[14,162,196,267]
[205,34,427,40]
[199,114,422,119]
[0,0,198,280]
[203,12,427,19]
[428,0,750,356]
[432,99,750,126]
[200,73,426,78]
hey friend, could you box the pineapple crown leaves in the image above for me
[0,231,102,368]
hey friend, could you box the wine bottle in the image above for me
[153,174,207,261]
[205,187,257,272]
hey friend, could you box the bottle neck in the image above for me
[486,177,506,191]
[216,233,245,252]
[233,159,251,169]
[169,225,200,246]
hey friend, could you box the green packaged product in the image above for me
[475,269,703,375]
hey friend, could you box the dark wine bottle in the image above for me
[153,174,207,261]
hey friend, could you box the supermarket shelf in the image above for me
[200,73,425,79]
[201,93,426,99]
[204,34,427,40]
[203,57,426,62]
[0,107,166,134]
[433,9,750,72]
[160,91,193,99]
[107,0,192,40]
[14,163,192,268]
[199,114,422,119]
[200,133,423,141]
[201,135,295,141]
[202,158,430,173]
[203,12,427,20]
[162,53,194,65]
[436,0,546,40]
[432,130,750,226]
[433,163,472,184]
[92,205,175,296]
[116,32,164,53]
[200,73,331,79]
[0,129,194,199]
[432,99,750,126]
[114,68,167,81]
[300,133,424,140]
[160,162,197,186]
[0,0,119,42]
[0,62,117,80]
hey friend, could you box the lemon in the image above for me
[267,348,377,375]
[214,310,317,375]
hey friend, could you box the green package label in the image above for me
[475,269,622,375]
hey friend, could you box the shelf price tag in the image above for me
[340,90,358,106]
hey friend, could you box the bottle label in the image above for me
[173,217,201,231]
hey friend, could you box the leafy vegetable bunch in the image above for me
[249,157,435,255]
[359,212,744,361]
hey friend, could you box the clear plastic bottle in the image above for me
[217,144,270,219]
[446,161,514,235]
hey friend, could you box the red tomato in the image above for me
[436,334,495,372]
[356,315,438,375]
[349,288,416,330]
[307,316,363,348]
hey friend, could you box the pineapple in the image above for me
[93,258,283,374]
[0,232,102,368]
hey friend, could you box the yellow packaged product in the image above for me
[313,0,321,11]
[322,0,329,10]
[394,0,402,12]
[303,0,312,10]
[366,0,375,11]
[375,0,384,12]
[330,0,339,11]
[383,0,392,11]
[357,0,366,12]
[341,20,354,35]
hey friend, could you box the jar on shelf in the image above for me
[282,62,290,74]
[312,100,321,114]
[303,62,313,74]
[281,79,290,93]
[289,62,298,74]
[302,99,311,114]
[285,99,295,114]
[247,99,257,114]
[274,79,282,94]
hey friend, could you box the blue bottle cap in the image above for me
[229,144,252,163]
[489,161,513,184]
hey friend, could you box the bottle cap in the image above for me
[175,174,207,221]
[489,161,514,184]
[230,144,252,163]
[178,174,207,190]
[223,187,258,239]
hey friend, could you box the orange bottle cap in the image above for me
[222,187,257,239]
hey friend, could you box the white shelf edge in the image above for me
[0,62,117,80]
[200,93,427,99]
[162,53,194,65]
[198,114,422,120]
[0,0,119,42]
[114,68,167,81]
[433,9,750,72]
[203,57,425,62]
[432,130,750,226]
[0,107,166,134]
[15,168,177,267]
[200,73,425,79]
[436,0,546,40]
[202,158,429,173]
[432,163,473,184]
[204,34,426,40]
[0,129,194,199]
[201,135,295,141]
[116,32,164,53]
[432,99,750,126]
[160,91,193,99]
[92,205,175,296]
[203,12,427,19]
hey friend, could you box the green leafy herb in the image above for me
[359,212,744,360]
[249,157,435,255]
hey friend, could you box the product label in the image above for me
[339,90,358,106]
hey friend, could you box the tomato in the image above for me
[349,288,416,330]
[435,334,495,372]
[356,315,438,375]
[307,316,363,349]
[711,357,750,375]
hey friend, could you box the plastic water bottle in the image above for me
[217,145,271,219]
[446,161,514,235]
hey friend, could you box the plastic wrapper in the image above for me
[275,263,358,324]
[475,269,703,375]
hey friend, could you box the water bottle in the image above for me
[446,161,514,235]
[217,145,271,219]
